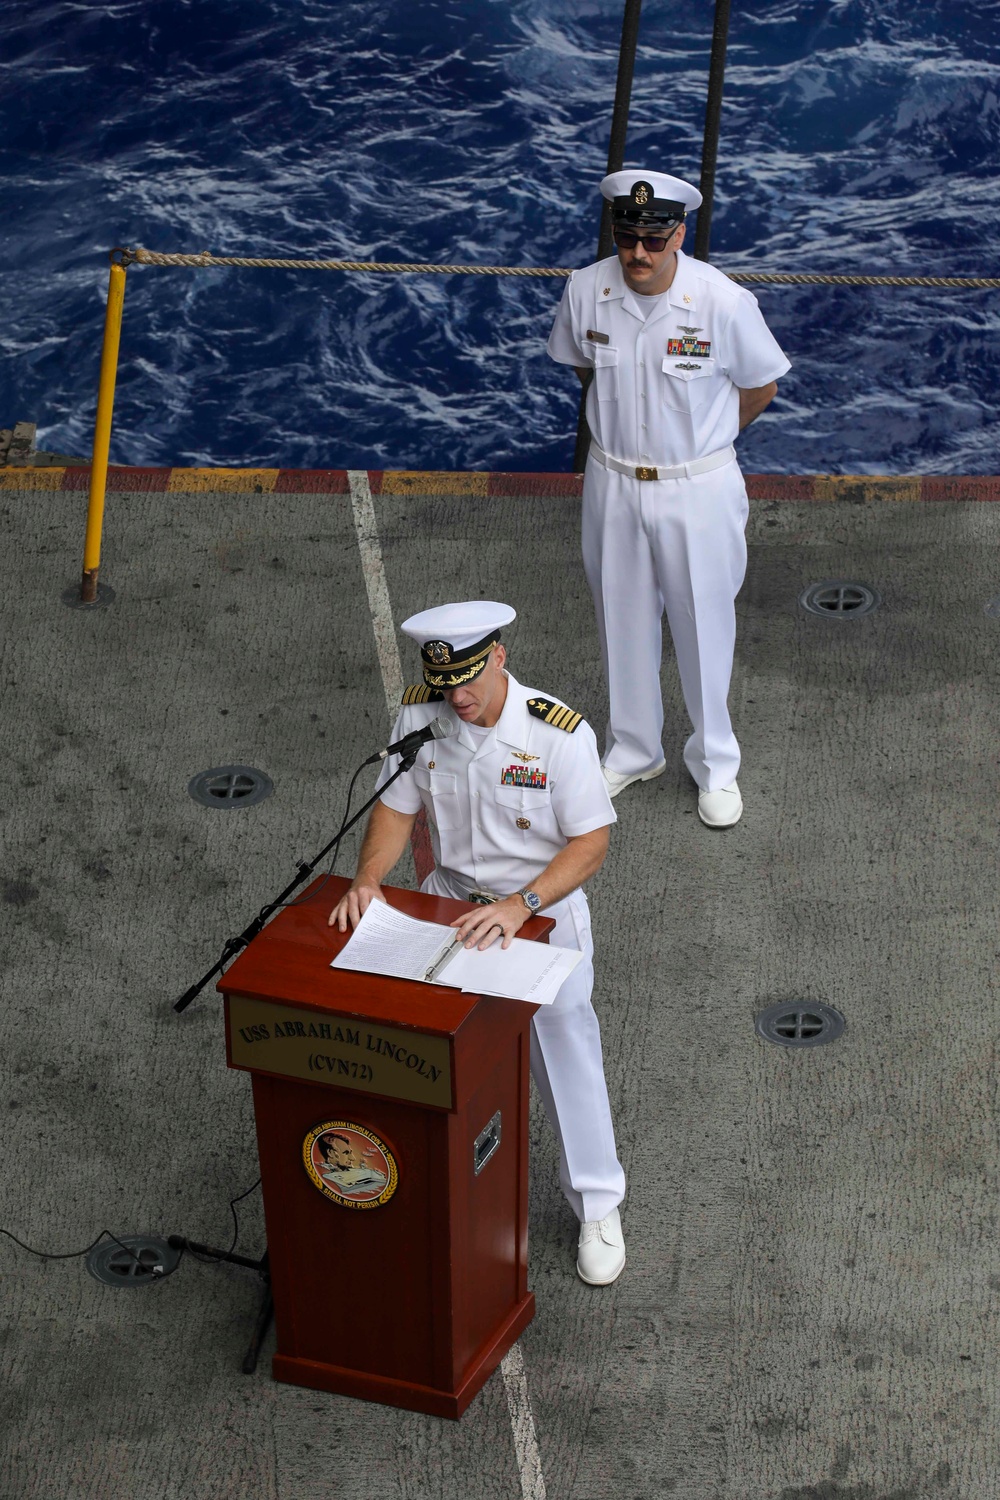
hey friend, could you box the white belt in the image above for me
[589,441,735,482]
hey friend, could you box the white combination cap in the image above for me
[600,170,702,227]
[401,600,516,689]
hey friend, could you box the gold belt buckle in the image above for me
[635,465,659,481]
[468,888,501,905]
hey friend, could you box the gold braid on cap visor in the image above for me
[422,637,499,688]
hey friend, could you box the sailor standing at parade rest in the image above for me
[547,170,791,827]
[328,601,627,1286]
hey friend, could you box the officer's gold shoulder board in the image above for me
[527,698,583,733]
[401,684,443,705]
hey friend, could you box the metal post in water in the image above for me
[81,256,127,603]
[573,0,644,473]
[694,0,732,262]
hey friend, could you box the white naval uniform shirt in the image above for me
[547,248,791,470]
[374,672,615,894]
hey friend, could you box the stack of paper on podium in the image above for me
[330,898,580,1006]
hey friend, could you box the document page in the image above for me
[444,940,582,1006]
[330,896,583,1004]
[330,899,453,981]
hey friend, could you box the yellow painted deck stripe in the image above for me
[380,471,490,497]
[0,468,67,489]
[165,468,280,493]
[813,475,922,504]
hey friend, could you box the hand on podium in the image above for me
[449,895,530,952]
[328,880,387,932]
[328,802,415,932]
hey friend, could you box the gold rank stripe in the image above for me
[401,683,443,704]
[527,699,582,733]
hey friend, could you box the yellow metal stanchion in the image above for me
[80,255,128,603]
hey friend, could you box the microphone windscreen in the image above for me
[429,716,456,741]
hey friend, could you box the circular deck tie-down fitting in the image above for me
[188,765,273,809]
[86,1234,181,1287]
[62,582,116,610]
[799,580,881,619]
[755,1001,846,1048]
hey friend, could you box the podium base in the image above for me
[272,1291,535,1419]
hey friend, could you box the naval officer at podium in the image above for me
[329,601,627,1285]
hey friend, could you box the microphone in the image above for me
[364,716,455,766]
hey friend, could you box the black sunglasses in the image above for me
[613,228,678,253]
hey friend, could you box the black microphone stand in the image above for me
[164,1235,275,1375]
[173,748,419,1015]
[168,747,419,1373]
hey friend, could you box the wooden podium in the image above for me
[219,874,552,1419]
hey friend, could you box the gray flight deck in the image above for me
[2,472,999,1500]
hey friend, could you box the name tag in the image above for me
[585,329,610,345]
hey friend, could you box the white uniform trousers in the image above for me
[420,867,626,1223]
[582,452,750,792]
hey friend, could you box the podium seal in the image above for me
[302,1120,399,1209]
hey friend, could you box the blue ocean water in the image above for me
[2,0,999,473]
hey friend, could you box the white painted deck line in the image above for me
[501,1344,547,1500]
[348,467,546,1495]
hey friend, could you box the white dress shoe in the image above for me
[697,780,743,828]
[601,759,666,799]
[577,1207,626,1286]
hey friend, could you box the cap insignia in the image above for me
[426,641,451,664]
[631,181,652,206]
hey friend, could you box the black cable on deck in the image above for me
[573,0,644,474]
[694,0,732,262]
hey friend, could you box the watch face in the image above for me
[525,890,541,911]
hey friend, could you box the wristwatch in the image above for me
[517,888,542,914]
